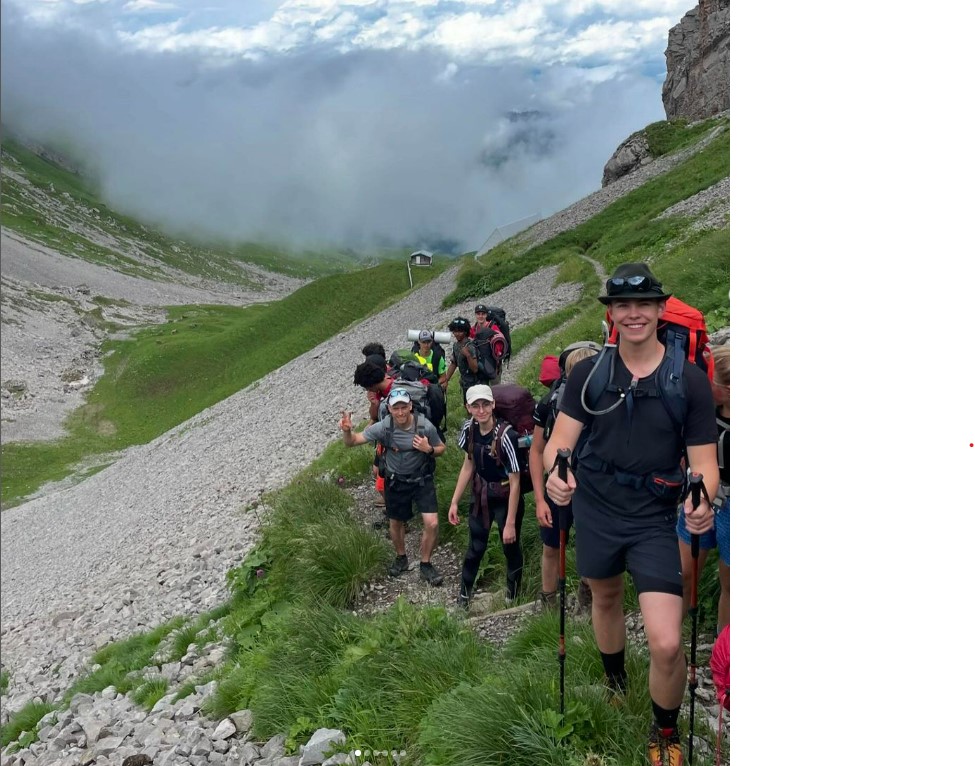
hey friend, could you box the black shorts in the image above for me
[575,503,682,596]
[539,490,574,549]
[384,477,438,522]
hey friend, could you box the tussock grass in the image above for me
[131,677,169,710]
[0,701,56,748]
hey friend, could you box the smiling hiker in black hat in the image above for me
[339,387,446,586]
[543,262,719,766]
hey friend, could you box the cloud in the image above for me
[1,1,676,254]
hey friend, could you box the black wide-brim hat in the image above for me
[597,262,672,304]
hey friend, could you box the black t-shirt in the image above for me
[532,384,558,436]
[451,340,479,387]
[558,351,717,516]
[457,418,519,483]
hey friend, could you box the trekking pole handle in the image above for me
[689,472,703,558]
[555,449,570,482]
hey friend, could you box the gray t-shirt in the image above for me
[362,414,442,477]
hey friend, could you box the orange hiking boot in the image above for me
[646,725,683,766]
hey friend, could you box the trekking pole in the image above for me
[687,472,704,766]
[555,448,571,717]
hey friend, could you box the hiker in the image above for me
[543,263,719,766]
[447,384,526,609]
[355,358,395,514]
[473,304,501,335]
[338,388,446,585]
[677,342,730,634]
[528,343,599,613]
[472,304,504,382]
[414,330,447,378]
[361,342,388,372]
[441,317,481,399]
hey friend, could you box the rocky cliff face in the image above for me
[601,130,652,187]
[661,0,730,121]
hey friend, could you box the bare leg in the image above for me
[389,519,406,557]
[541,545,558,593]
[639,591,685,708]
[589,575,626,653]
[420,513,439,562]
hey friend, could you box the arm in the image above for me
[502,469,520,543]
[448,456,475,525]
[463,341,478,373]
[413,425,446,457]
[528,425,552,528]
[543,414,585,506]
[338,410,370,447]
[683,443,719,534]
[366,391,380,423]
[441,359,456,387]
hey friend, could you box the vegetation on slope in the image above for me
[1,117,730,760]
[0,260,446,508]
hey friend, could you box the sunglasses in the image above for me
[389,388,411,401]
[606,275,659,295]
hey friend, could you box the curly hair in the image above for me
[361,342,386,359]
[353,360,386,388]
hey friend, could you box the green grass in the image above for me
[644,117,725,157]
[442,122,729,307]
[0,701,55,748]
[0,670,8,695]
[0,259,446,508]
[131,677,169,710]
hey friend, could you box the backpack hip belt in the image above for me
[387,471,432,486]
[579,455,682,493]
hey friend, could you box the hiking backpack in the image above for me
[538,355,561,387]
[465,383,536,495]
[374,413,436,480]
[471,325,507,381]
[581,296,713,451]
[540,341,602,441]
[483,306,512,362]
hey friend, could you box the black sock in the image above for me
[652,699,680,734]
[600,649,627,692]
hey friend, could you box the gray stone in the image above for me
[228,710,253,734]
[662,0,730,121]
[212,718,236,741]
[259,735,285,759]
[601,131,651,187]
[298,729,346,766]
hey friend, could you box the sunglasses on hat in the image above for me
[606,275,659,295]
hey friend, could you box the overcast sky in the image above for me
[1,0,695,254]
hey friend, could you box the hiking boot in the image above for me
[388,555,409,577]
[576,580,592,614]
[456,591,471,611]
[605,678,627,709]
[646,725,683,766]
[419,562,444,587]
[538,591,557,612]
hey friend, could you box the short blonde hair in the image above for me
[564,346,598,376]
[711,343,730,387]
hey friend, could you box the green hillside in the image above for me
[2,117,731,761]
